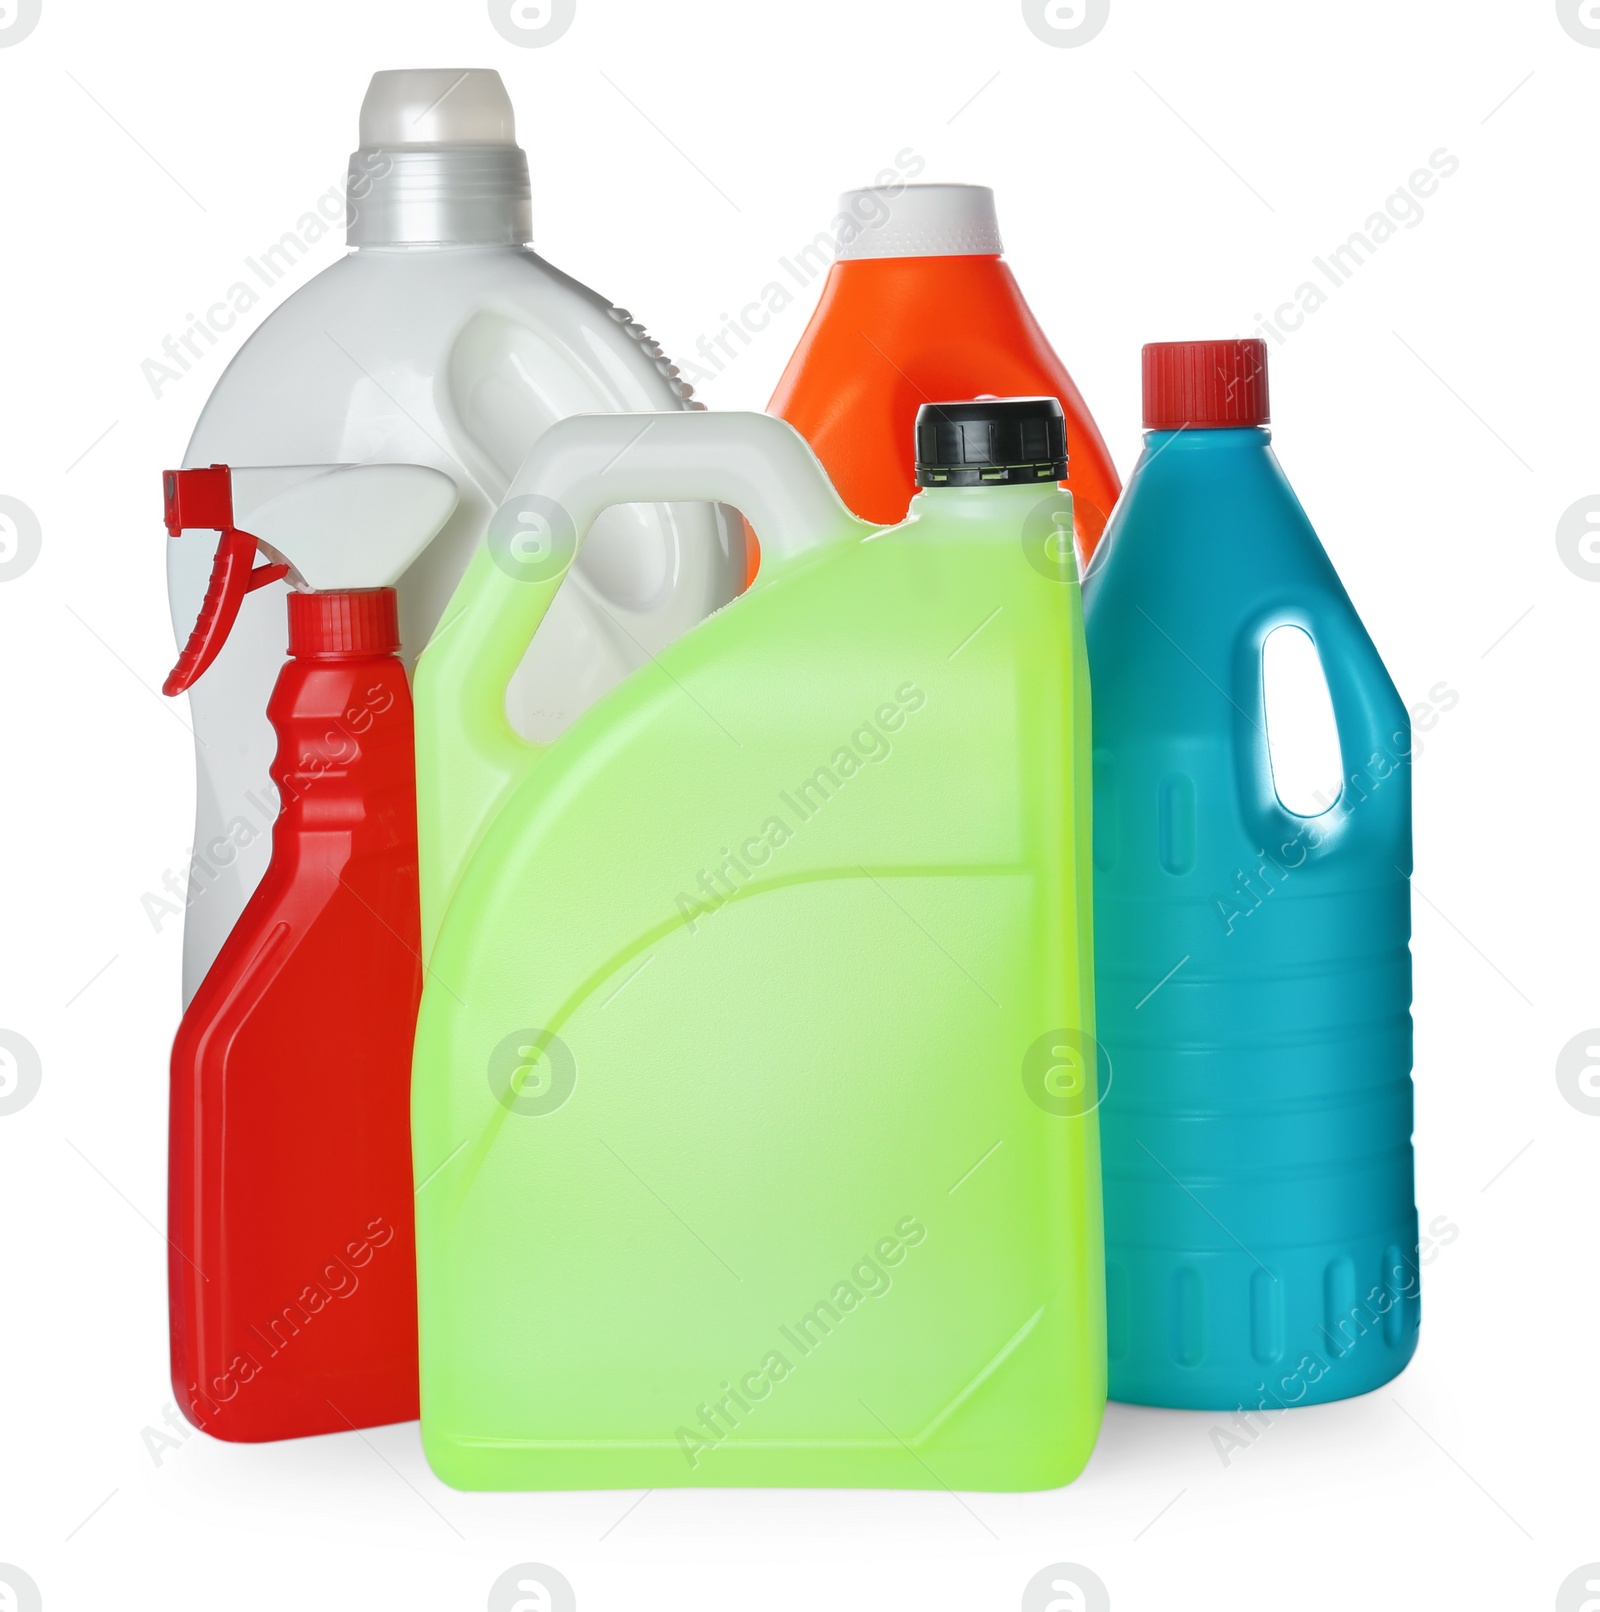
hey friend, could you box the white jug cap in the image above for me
[833,183,1003,261]
[347,69,532,248]
[358,69,519,148]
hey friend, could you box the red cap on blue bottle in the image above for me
[1142,339,1270,430]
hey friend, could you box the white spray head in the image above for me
[231,464,459,590]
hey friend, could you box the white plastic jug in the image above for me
[168,68,742,999]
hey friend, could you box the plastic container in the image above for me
[1085,340,1417,1410]
[164,462,456,1440]
[411,400,1103,1490]
[169,68,742,1001]
[768,183,1119,559]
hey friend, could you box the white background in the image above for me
[1,1,1595,1608]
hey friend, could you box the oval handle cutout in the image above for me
[1262,624,1342,817]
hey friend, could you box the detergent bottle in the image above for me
[164,460,457,1441]
[768,183,1120,559]
[169,67,741,1001]
[1085,340,1417,1410]
[411,400,1103,1491]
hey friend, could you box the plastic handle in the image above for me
[162,466,288,696]
[1230,583,1411,867]
[415,410,871,954]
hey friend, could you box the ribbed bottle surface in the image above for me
[1142,338,1270,430]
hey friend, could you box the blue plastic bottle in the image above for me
[1084,340,1417,1410]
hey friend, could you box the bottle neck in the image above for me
[908,480,1072,525]
[1142,425,1273,455]
[267,650,414,836]
[831,252,1004,283]
[346,147,532,248]
[350,242,527,256]
[815,254,1026,344]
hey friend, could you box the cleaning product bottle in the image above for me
[164,461,457,1441]
[768,183,1120,559]
[1085,340,1417,1410]
[411,400,1104,1491]
[169,67,742,1003]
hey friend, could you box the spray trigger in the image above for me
[163,465,290,696]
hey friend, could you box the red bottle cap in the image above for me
[1142,339,1270,430]
[288,589,401,658]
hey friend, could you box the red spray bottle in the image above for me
[163,463,456,1440]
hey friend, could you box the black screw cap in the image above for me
[913,396,1068,488]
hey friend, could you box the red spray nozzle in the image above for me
[163,465,289,697]
[164,465,233,537]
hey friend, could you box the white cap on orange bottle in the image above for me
[833,183,1003,261]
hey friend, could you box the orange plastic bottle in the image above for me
[769,183,1120,563]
